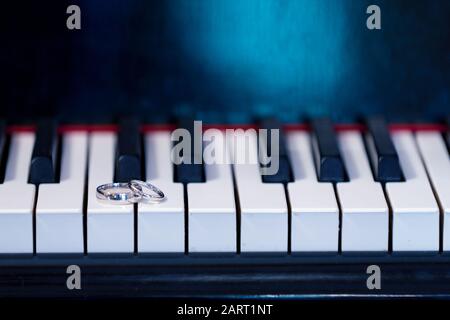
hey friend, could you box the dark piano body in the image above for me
[0,0,450,298]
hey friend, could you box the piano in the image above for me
[1,1,450,299]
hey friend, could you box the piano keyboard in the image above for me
[0,119,449,255]
[0,118,450,297]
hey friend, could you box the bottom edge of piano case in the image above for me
[1,253,450,298]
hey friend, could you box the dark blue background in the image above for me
[1,0,449,123]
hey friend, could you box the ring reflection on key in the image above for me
[96,182,142,205]
[128,180,166,204]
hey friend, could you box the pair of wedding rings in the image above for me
[96,180,165,205]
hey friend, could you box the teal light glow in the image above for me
[167,0,350,119]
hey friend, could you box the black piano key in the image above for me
[173,118,205,183]
[0,121,7,183]
[311,118,347,182]
[365,116,404,182]
[115,117,143,183]
[259,118,293,183]
[28,119,59,184]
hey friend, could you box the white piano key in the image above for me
[87,133,134,253]
[229,130,287,252]
[416,132,450,251]
[337,132,389,251]
[0,133,36,253]
[36,133,88,253]
[386,132,439,251]
[138,132,184,253]
[287,132,339,252]
[188,130,236,252]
